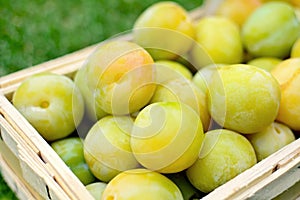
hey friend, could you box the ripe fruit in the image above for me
[74,65,107,121]
[85,182,107,199]
[186,129,257,193]
[51,137,95,185]
[101,168,184,200]
[85,40,156,115]
[271,58,300,130]
[191,16,243,68]
[208,64,281,134]
[192,63,226,94]
[291,37,300,58]
[155,60,193,80]
[133,1,195,60]
[166,172,204,200]
[242,2,300,58]
[215,0,261,27]
[150,76,210,131]
[84,115,140,182]
[246,122,295,161]
[12,73,84,141]
[247,57,282,72]
[131,102,204,173]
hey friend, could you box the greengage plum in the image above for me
[101,168,184,200]
[192,64,226,94]
[150,73,210,131]
[242,2,300,58]
[260,0,300,7]
[246,122,295,161]
[84,115,140,182]
[191,16,243,68]
[166,172,204,200]
[271,58,300,130]
[12,73,84,141]
[74,65,107,121]
[291,37,300,57]
[131,102,204,173]
[186,129,257,193]
[208,64,281,134]
[247,57,282,72]
[86,182,107,200]
[133,1,195,60]
[215,0,261,27]
[84,40,156,115]
[155,60,193,80]
[51,137,95,185]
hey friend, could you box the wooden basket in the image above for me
[0,1,300,199]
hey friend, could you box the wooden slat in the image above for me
[0,140,42,200]
[0,114,72,200]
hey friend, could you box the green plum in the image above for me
[246,122,295,161]
[131,102,204,173]
[150,77,210,131]
[101,168,184,200]
[242,2,300,58]
[215,0,261,27]
[12,73,84,141]
[208,64,281,134]
[74,65,107,121]
[85,40,156,115]
[133,1,195,60]
[186,129,257,193]
[166,172,204,200]
[247,57,282,72]
[291,37,300,57]
[192,63,226,94]
[155,60,193,80]
[84,115,140,182]
[51,137,95,185]
[191,16,243,68]
[86,182,107,200]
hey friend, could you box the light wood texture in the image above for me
[0,139,42,200]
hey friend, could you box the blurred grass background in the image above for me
[0,0,202,199]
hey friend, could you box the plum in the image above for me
[186,129,257,193]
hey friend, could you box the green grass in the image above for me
[0,0,202,199]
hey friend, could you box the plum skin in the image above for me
[101,168,184,200]
[12,72,84,141]
[186,129,257,193]
[51,137,96,185]
[131,102,204,173]
[246,122,295,161]
[84,115,140,182]
[242,2,300,58]
[208,64,281,134]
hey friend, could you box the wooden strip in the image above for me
[18,147,71,200]
[0,114,71,199]
[0,140,42,200]
[246,156,300,199]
